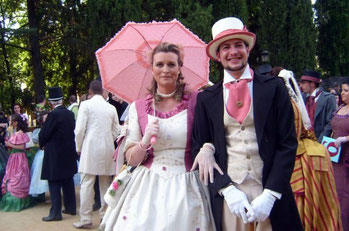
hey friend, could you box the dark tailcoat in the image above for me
[192,73,303,231]
[308,91,336,142]
[39,105,77,180]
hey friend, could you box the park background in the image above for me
[0,0,348,117]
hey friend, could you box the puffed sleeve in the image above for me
[123,102,142,152]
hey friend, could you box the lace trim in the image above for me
[333,104,349,118]
[144,94,190,118]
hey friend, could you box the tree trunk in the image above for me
[0,21,15,106]
[27,0,45,97]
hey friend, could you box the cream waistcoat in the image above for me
[224,103,263,184]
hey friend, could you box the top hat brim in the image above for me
[206,31,256,61]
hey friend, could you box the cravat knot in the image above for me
[225,79,252,124]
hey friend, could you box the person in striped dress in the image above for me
[275,68,342,231]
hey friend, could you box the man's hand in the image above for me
[251,190,276,222]
[191,143,223,185]
[77,152,81,156]
[222,185,255,224]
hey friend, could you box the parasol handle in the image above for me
[150,136,157,145]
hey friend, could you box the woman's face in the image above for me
[13,105,21,114]
[152,52,180,91]
[341,83,349,104]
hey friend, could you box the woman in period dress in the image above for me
[276,69,342,231]
[99,42,214,231]
[29,109,49,198]
[331,78,349,231]
[0,114,36,211]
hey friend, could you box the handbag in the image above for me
[104,145,141,209]
[104,165,134,208]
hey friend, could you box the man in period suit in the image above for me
[73,80,119,229]
[191,17,303,231]
[299,70,336,142]
[39,86,78,221]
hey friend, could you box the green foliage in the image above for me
[211,0,248,24]
[1,0,347,116]
[315,0,349,77]
[286,0,316,77]
[255,0,316,78]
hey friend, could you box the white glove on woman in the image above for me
[141,118,159,146]
[222,185,255,224]
[191,143,223,185]
[251,190,276,222]
[334,136,349,148]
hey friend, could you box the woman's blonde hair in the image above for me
[148,42,187,103]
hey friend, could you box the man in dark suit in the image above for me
[299,70,336,142]
[191,17,302,231]
[39,87,78,221]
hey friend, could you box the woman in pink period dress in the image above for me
[0,114,36,211]
[99,42,214,231]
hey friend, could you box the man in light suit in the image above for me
[40,87,77,222]
[73,80,119,229]
[300,70,336,142]
[191,17,302,231]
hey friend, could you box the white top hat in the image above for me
[206,17,256,60]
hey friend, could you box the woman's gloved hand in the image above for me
[191,143,223,185]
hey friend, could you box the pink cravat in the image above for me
[225,79,252,124]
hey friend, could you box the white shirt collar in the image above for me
[310,88,320,97]
[223,64,252,85]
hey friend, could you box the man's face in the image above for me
[216,38,249,78]
[300,80,313,94]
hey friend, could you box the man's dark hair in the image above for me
[89,80,103,94]
[69,95,77,103]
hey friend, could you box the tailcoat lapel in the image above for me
[204,81,227,158]
[253,74,276,144]
[314,92,325,119]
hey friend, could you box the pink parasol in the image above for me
[96,19,209,103]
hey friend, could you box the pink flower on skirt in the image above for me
[112,181,119,190]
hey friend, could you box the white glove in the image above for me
[251,190,276,222]
[334,136,348,148]
[191,143,223,185]
[141,118,159,146]
[222,185,255,224]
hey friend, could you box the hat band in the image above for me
[214,29,249,39]
[49,97,63,101]
[301,75,320,83]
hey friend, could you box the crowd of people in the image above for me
[0,16,348,231]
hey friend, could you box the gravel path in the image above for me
[0,187,101,231]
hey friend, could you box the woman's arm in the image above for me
[5,141,25,150]
[123,102,159,167]
[124,142,148,166]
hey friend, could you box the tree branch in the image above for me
[0,42,31,51]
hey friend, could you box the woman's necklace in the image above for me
[156,89,176,98]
